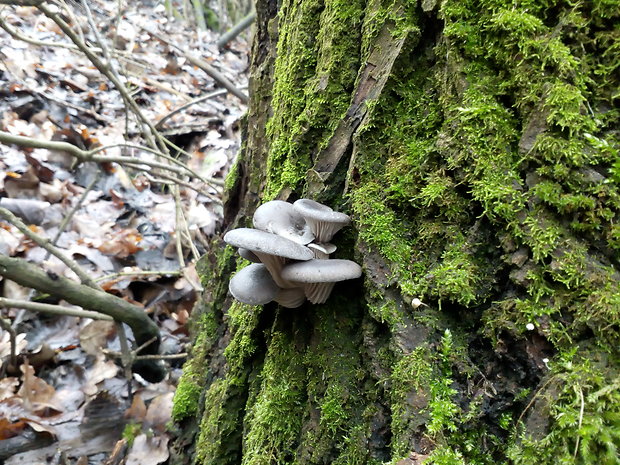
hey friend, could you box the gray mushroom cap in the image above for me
[281,259,362,304]
[281,259,362,283]
[293,199,351,242]
[253,200,315,245]
[229,263,279,305]
[224,228,314,261]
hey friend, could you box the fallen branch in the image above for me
[217,10,255,49]
[0,131,223,200]
[0,255,165,382]
[0,207,98,288]
[0,298,113,320]
[154,89,228,129]
[137,24,249,103]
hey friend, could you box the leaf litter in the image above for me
[0,0,249,461]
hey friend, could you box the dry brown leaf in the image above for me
[144,393,173,431]
[0,226,22,255]
[0,378,19,401]
[125,434,169,465]
[17,361,61,416]
[97,229,143,258]
[80,320,116,356]
[124,394,147,422]
[2,279,31,300]
[0,332,27,361]
[82,355,119,396]
[0,417,27,440]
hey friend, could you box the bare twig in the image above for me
[217,10,255,49]
[0,297,113,320]
[142,171,221,202]
[0,207,99,288]
[173,186,186,269]
[137,24,249,103]
[95,269,182,282]
[103,349,187,361]
[0,316,17,368]
[154,89,228,129]
[47,173,100,252]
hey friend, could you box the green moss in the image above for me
[508,350,620,465]
[182,0,620,463]
[195,378,232,464]
[224,156,240,193]
[172,348,205,421]
[390,346,433,457]
[242,331,306,465]
[122,422,142,447]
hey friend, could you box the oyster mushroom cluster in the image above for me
[224,199,362,307]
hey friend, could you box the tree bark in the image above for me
[172,1,620,464]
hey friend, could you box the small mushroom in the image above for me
[293,199,351,242]
[307,242,337,260]
[253,200,315,244]
[229,263,279,305]
[275,287,306,308]
[224,228,314,288]
[281,259,362,304]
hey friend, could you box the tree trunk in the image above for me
[171,1,620,464]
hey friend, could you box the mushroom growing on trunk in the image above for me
[281,259,362,304]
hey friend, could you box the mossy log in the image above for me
[172,0,620,463]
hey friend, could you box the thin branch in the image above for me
[0,131,222,194]
[0,207,99,289]
[137,24,249,103]
[35,1,160,150]
[142,171,221,203]
[173,186,186,269]
[95,269,182,282]
[0,297,113,320]
[154,89,228,129]
[217,10,256,49]
[47,172,100,252]
[0,316,17,368]
[103,348,187,361]
[0,254,161,360]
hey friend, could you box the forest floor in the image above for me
[0,0,248,462]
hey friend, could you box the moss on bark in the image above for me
[172,0,620,463]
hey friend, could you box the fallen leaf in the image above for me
[125,433,169,465]
[0,378,19,401]
[144,392,173,431]
[80,321,116,356]
[0,418,27,440]
[124,394,147,422]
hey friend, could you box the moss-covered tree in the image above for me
[171,0,620,463]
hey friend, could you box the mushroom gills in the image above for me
[275,287,306,308]
[304,282,335,304]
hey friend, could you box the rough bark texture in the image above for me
[172,1,620,464]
